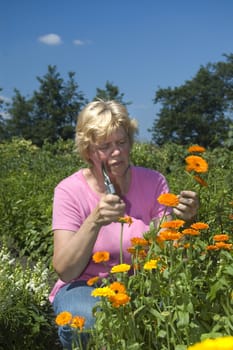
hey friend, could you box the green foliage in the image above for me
[0,138,232,348]
[5,65,88,146]
[89,234,233,349]
[94,80,131,106]
[0,138,85,264]
[131,142,186,175]
[0,245,61,350]
[74,145,232,349]
[2,67,132,147]
[151,54,233,148]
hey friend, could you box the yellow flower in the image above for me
[110,263,131,273]
[92,251,110,263]
[185,155,208,173]
[188,145,206,153]
[109,292,131,308]
[213,234,229,241]
[87,276,99,286]
[191,222,209,230]
[91,286,115,298]
[55,311,72,326]
[160,219,185,229]
[144,259,158,270]
[109,281,126,294]
[118,215,133,226]
[187,336,233,350]
[70,316,85,330]
[157,193,179,207]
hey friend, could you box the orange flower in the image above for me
[191,222,209,230]
[130,237,149,247]
[109,281,126,294]
[183,243,191,249]
[194,175,208,187]
[157,193,179,207]
[206,244,219,251]
[127,246,136,255]
[92,251,110,263]
[185,155,208,173]
[109,293,131,308]
[188,145,206,153]
[87,276,99,286]
[70,316,85,330]
[215,242,232,250]
[213,234,229,242]
[182,228,200,236]
[118,216,133,226]
[158,229,182,241]
[55,311,72,326]
[127,246,147,257]
[160,219,185,229]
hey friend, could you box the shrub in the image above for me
[0,245,61,350]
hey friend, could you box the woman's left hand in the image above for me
[173,190,199,222]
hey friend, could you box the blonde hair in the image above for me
[75,100,138,163]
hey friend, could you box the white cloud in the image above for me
[73,39,92,46]
[73,39,85,46]
[38,33,62,46]
[0,95,11,104]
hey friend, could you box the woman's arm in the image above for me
[52,193,125,282]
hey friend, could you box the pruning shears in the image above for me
[102,163,116,194]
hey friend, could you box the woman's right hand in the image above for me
[94,194,126,226]
[53,194,126,282]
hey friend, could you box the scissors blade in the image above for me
[102,163,116,194]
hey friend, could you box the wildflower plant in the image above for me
[55,144,233,349]
[55,311,86,350]
[87,146,233,349]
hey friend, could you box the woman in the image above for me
[50,100,198,349]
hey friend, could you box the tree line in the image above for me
[1,54,233,148]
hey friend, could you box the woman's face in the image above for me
[89,126,131,178]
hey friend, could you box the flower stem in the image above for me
[120,223,124,264]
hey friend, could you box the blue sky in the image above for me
[1,0,233,141]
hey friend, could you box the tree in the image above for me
[31,65,87,145]
[94,81,131,106]
[150,54,233,147]
[7,89,33,140]
[5,65,88,146]
[0,90,7,141]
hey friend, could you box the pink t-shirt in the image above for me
[49,166,171,302]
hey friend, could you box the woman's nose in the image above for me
[111,144,121,155]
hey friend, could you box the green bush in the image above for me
[0,245,61,350]
[0,138,85,264]
[0,138,232,348]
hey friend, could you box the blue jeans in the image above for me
[53,280,98,349]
